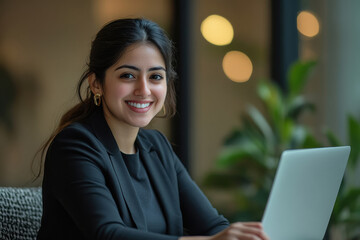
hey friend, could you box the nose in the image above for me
[134,77,151,97]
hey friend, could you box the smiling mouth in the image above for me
[126,101,152,109]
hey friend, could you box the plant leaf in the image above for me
[216,143,264,168]
[348,115,360,167]
[223,128,243,146]
[257,81,284,134]
[286,96,316,120]
[246,105,275,153]
[288,60,316,98]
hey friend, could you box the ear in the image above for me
[88,73,103,95]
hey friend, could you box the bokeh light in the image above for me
[200,15,234,46]
[222,51,253,83]
[297,11,320,37]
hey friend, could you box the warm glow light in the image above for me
[222,51,253,82]
[200,15,234,46]
[297,11,320,37]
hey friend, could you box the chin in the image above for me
[130,119,152,128]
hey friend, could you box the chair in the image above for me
[0,187,42,240]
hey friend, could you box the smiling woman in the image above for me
[35,18,269,240]
[88,43,168,152]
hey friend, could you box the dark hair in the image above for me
[33,18,177,180]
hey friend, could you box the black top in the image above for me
[122,151,167,234]
[37,108,229,240]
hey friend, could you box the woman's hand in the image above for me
[179,222,269,240]
[209,222,269,240]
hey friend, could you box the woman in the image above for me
[36,18,269,240]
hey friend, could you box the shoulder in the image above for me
[52,122,95,145]
[44,122,108,177]
[49,121,105,158]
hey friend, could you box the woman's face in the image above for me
[99,42,167,129]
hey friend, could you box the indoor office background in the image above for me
[0,0,359,239]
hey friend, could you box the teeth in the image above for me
[127,102,150,109]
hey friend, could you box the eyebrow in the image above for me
[115,64,166,72]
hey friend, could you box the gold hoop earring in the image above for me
[93,93,101,106]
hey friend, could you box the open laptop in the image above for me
[262,146,350,240]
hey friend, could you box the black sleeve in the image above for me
[155,131,230,235]
[44,126,179,240]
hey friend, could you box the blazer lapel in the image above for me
[88,109,147,230]
[108,151,147,230]
[137,134,183,235]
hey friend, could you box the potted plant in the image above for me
[202,60,360,239]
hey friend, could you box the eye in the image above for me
[150,74,164,81]
[120,73,135,79]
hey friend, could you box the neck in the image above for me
[103,111,139,154]
[112,126,139,154]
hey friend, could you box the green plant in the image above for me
[326,115,360,238]
[203,60,360,238]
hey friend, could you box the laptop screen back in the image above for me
[262,146,350,240]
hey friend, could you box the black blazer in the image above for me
[37,109,229,240]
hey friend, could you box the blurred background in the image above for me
[0,0,359,239]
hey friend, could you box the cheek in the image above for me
[105,84,131,99]
[154,84,167,102]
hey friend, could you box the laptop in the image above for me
[262,146,350,240]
